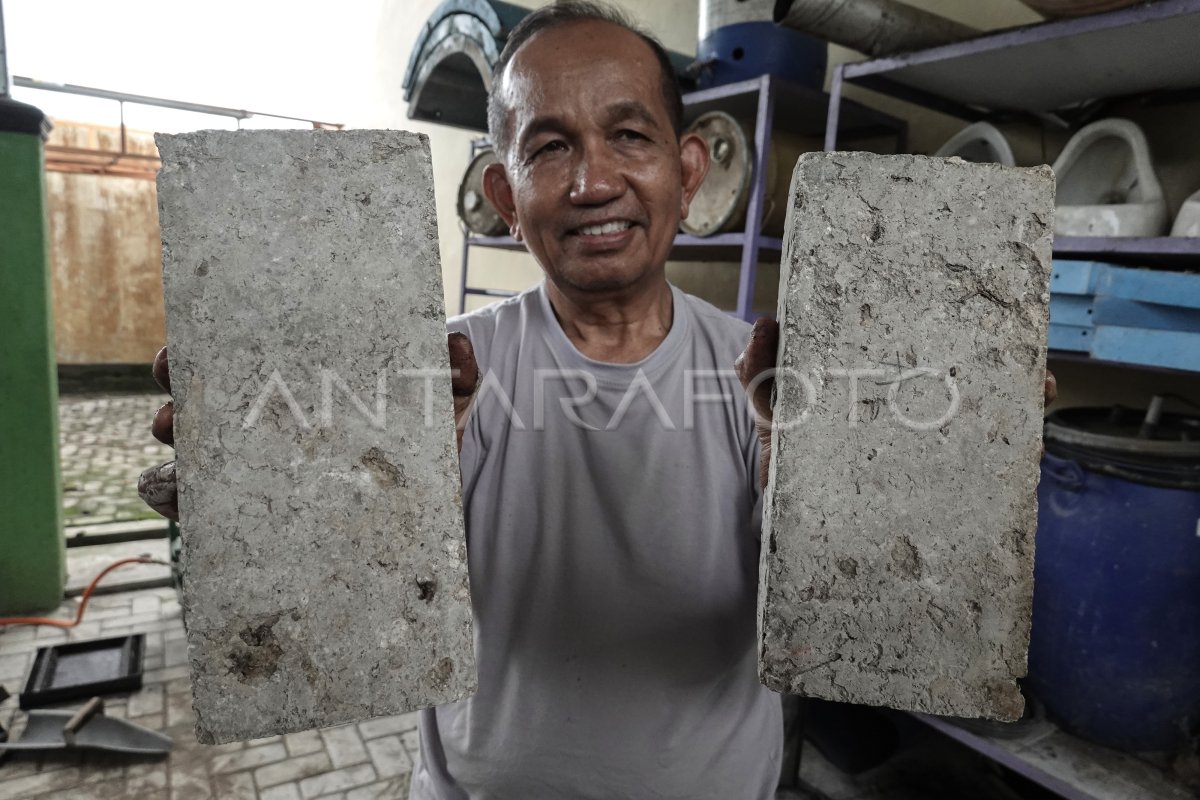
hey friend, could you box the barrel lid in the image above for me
[0,98,51,140]
[681,110,752,237]
[1045,406,1200,489]
[457,149,507,237]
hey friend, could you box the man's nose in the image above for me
[569,144,625,205]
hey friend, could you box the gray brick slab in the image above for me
[156,130,475,744]
[759,152,1053,721]
[298,762,377,798]
[255,751,335,789]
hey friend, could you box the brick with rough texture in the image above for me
[156,130,475,743]
[759,152,1053,721]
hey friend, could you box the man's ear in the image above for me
[678,132,710,222]
[482,161,521,241]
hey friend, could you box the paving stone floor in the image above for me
[60,393,174,526]
[0,587,419,799]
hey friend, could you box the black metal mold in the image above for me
[19,634,145,710]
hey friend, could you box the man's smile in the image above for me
[565,217,641,250]
[573,219,634,236]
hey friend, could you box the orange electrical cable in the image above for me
[0,557,170,629]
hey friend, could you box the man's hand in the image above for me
[734,319,779,490]
[449,332,480,453]
[137,347,178,520]
[136,334,482,521]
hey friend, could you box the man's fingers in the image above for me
[138,461,179,522]
[152,347,171,394]
[152,401,175,446]
[735,318,779,422]
[449,332,479,399]
[1045,369,1058,407]
[449,332,479,454]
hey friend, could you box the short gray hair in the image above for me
[486,1,684,159]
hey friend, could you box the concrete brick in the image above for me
[320,724,368,768]
[400,729,421,759]
[357,712,419,740]
[760,152,1053,721]
[260,784,303,800]
[165,687,195,728]
[254,751,333,788]
[0,652,31,682]
[285,729,326,757]
[298,763,377,798]
[133,595,163,615]
[212,771,257,800]
[102,612,164,630]
[168,758,214,800]
[155,130,475,743]
[210,741,288,774]
[130,712,164,730]
[347,776,412,800]
[0,766,83,798]
[144,665,191,684]
[128,684,165,718]
[365,734,411,777]
[248,734,283,745]
[126,762,169,794]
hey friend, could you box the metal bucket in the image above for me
[682,110,820,237]
[457,148,508,237]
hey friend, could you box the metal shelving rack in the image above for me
[823,0,1200,375]
[909,713,1193,800]
[460,74,906,319]
[819,3,1200,796]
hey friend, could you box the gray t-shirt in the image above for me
[410,283,782,799]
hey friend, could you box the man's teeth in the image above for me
[578,221,632,236]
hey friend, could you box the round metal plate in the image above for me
[682,110,752,237]
[457,149,508,236]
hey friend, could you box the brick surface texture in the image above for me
[155,129,474,743]
[759,152,1054,721]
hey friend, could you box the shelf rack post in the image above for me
[736,74,777,321]
[824,64,846,152]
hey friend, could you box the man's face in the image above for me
[483,20,708,297]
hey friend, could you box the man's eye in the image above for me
[531,141,566,160]
[616,129,647,141]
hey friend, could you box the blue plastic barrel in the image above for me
[1029,407,1200,752]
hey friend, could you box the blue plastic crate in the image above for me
[1049,260,1200,372]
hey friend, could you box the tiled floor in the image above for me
[0,588,418,799]
[59,393,174,526]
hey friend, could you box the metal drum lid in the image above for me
[457,149,508,237]
[1045,406,1200,489]
[682,110,753,237]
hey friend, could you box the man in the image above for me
[143,4,784,795]
[416,5,785,796]
[140,2,1056,796]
